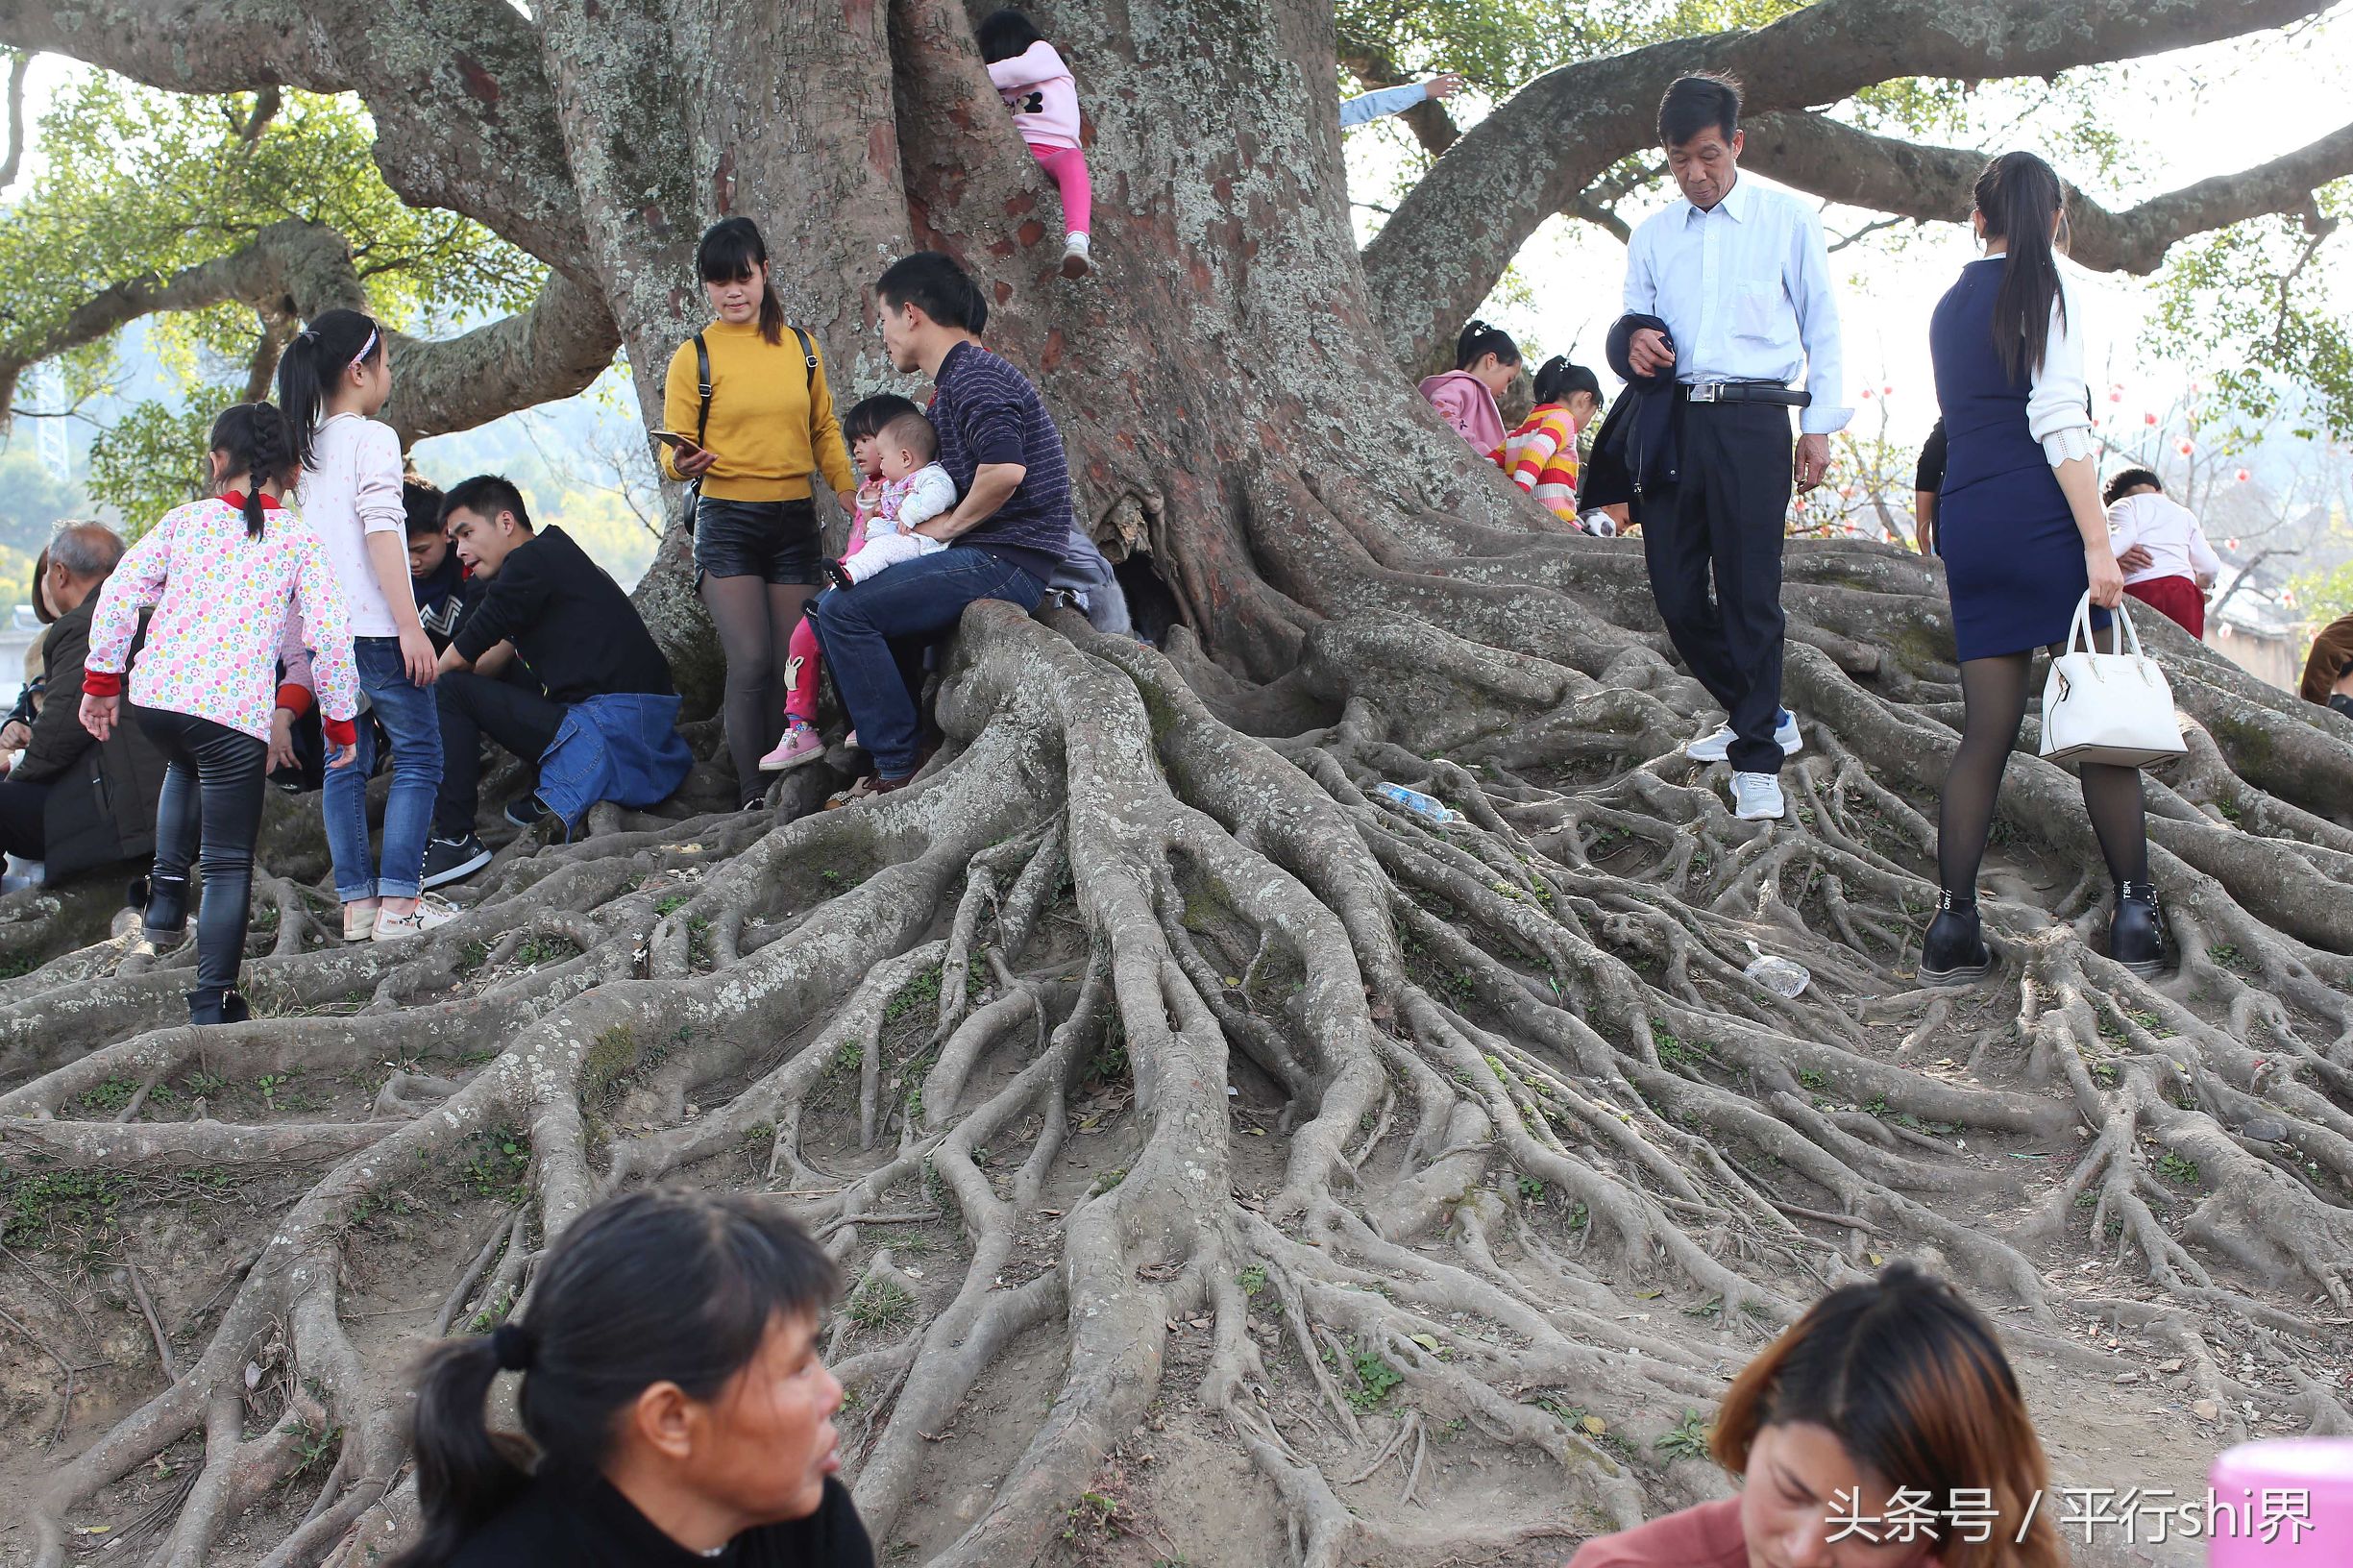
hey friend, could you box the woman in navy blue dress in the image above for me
[1923,152,2164,982]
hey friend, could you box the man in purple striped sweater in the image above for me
[812,251,1071,793]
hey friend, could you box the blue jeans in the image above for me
[323,636,443,902]
[812,550,1044,778]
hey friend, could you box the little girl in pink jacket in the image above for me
[979,9,1093,279]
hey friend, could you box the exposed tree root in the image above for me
[4,571,2348,1568]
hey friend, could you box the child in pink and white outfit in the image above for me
[821,411,957,590]
[980,8,1093,279]
[760,395,920,772]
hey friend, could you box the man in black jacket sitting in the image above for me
[421,477,691,887]
[0,524,168,887]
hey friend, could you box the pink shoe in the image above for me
[759,723,825,772]
[844,729,860,750]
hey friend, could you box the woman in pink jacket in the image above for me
[1419,320,1522,452]
[980,10,1093,279]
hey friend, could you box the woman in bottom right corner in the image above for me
[1921,149,2166,986]
[1564,1261,2064,1568]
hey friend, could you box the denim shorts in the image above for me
[694,496,821,585]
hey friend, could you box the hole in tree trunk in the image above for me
[1114,551,1184,646]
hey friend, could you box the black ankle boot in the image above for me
[144,870,191,941]
[1921,890,1994,984]
[187,989,250,1027]
[2109,881,2169,976]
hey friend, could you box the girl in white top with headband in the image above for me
[279,308,455,943]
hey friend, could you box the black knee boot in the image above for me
[1921,889,1994,984]
[144,870,192,944]
[186,988,251,1027]
[2108,881,2169,976]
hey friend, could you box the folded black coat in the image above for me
[9,595,168,884]
[1581,311,1681,511]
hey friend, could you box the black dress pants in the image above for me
[1638,400,1796,775]
[0,778,50,861]
[137,708,267,1006]
[434,670,565,838]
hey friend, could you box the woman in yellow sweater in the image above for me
[663,218,858,808]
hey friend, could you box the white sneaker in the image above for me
[1060,232,1093,279]
[1685,709,1802,763]
[1730,772,1786,821]
[374,897,459,942]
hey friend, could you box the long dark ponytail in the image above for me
[276,307,384,473]
[208,403,296,540]
[1455,318,1521,372]
[698,217,788,346]
[1532,355,1601,407]
[387,1188,839,1568]
[1973,151,2069,384]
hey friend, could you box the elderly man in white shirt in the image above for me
[1618,72,1849,822]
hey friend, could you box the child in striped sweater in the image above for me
[1495,356,1604,527]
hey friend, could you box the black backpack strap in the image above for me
[792,326,817,391]
[693,331,713,450]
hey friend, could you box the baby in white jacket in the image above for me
[822,411,958,588]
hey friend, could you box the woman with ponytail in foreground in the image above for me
[1566,1262,2063,1568]
[388,1187,872,1568]
[80,403,360,1025]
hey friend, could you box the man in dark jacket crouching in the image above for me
[0,524,168,887]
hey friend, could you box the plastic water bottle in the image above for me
[1373,782,1466,827]
[1743,943,1811,999]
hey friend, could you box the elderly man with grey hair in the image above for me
[0,522,168,889]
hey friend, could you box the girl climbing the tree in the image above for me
[79,403,360,1027]
[979,8,1095,279]
[280,308,457,941]
[1495,355,1604,527]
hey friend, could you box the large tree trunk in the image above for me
[4,3,2352,1567]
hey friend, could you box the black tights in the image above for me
[702,575,815,804]
[138,709,268,1007]
[1937,647,2149,898]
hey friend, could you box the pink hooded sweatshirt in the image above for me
[987,41,1082,150]
[1419,370,1507,453]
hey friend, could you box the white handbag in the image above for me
[2039,594,2187,768]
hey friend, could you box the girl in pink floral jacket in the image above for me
[82,403,359,1025]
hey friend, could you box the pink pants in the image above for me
[786,510,870,726]
[784,617,822,726]
[1029,143,1091,237]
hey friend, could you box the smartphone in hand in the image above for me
[650,430,703,453]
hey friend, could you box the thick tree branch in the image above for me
[1358,0,2333,368]
[0,0,590,272]
[1,48,26,191]
[1745,110,2353,274]
[0,218,618,445]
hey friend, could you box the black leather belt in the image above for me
[1680,380,1811,406]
